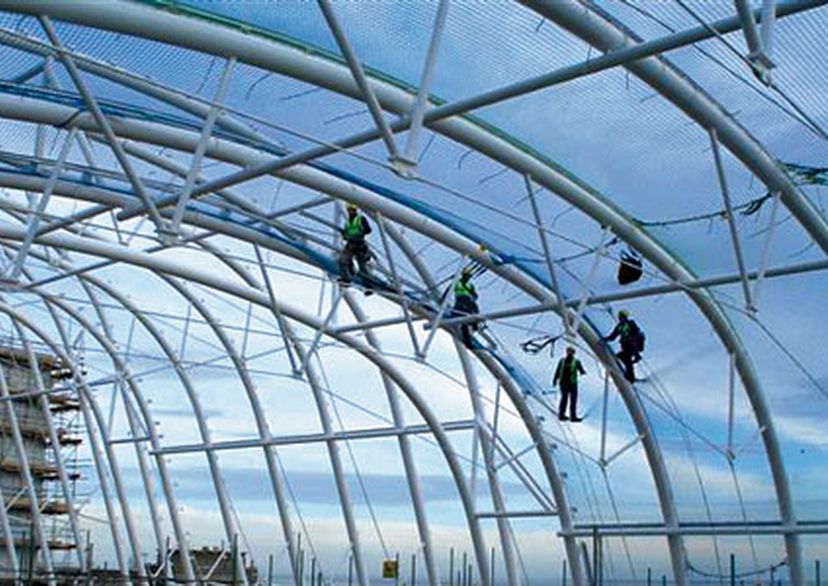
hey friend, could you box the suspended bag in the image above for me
[617,250,643,285]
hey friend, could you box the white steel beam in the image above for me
[399,0,450,171]
[734,0,765,57]
[563,522,828,538]
[752,191,782,306]
[36,16,167,233]
[760,0,778,56]
[153,420,476,455]
[316,0,399,160]
[710,128,754,312]
[374,214,421,356]
[253,244,301,376]
[167,56,237,238]
[76,280,166,556]
[7,126,78,280]
[342,292,440,586]
[569,227,610,335]
[419,258,467,359]
[456,340,519,586]
[525,175,572,338]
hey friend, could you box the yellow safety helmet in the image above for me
[618,310,630,319]
[346,202,358,212]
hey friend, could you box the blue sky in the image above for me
[0,1,826,583]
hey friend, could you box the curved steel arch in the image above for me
[0,13,810,572]
[75,280,167,561]
[0,256,156,581]
[0,139,682,584]
[9,204,457,586]
[0,224,503,586]
[7,170,587,586]
[35,297,133,582]
[4,272,198,583]
[26,287,199,582]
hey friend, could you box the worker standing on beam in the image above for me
[603,310,645,383]
[453,266,480,348]
[553,345,586,422]
[338,203,373,285]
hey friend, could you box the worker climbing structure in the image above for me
[0,1,824,585]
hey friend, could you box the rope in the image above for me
[314,353,391,558]
[687,558,787,580]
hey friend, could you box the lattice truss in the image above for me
[0,1,825,585]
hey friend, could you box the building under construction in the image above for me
[0,347,81,581]
[0,1,826,585]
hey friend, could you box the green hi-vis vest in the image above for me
[562,358,581,385]
[454,278,474,298]
[619,322,632,338]
[344,215,364,239]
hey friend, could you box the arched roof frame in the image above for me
[0,3,823,581]
[0,219,516,579]
[0,100,796,582]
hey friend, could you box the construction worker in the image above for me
[603,310,644,383]
[453,266,480,348]
[338,203,372,284]
[553,346,586,422]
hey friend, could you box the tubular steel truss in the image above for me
[0,2,824,585]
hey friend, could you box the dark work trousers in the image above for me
[616,346,638,383]
[558,383,578,419]
[339,240,371,281]
[454,296,479,349]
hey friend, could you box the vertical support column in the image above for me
[570,227,610,334]
[374,214,421,355]
[399,0,450,173]
[78,280,166,555]
[734,0,764,56]
[599,371,610,466]
[253,245,301,376]
[167,56,237,238]
[710,129,754,312]
[37,15,166,232]
[300,291,342,374]
[420,259,468,358]
[317,0,399,160]
[726,352,736,460]
[525,175,572,338]
[7,126,78,280]
[760,0,777,56]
